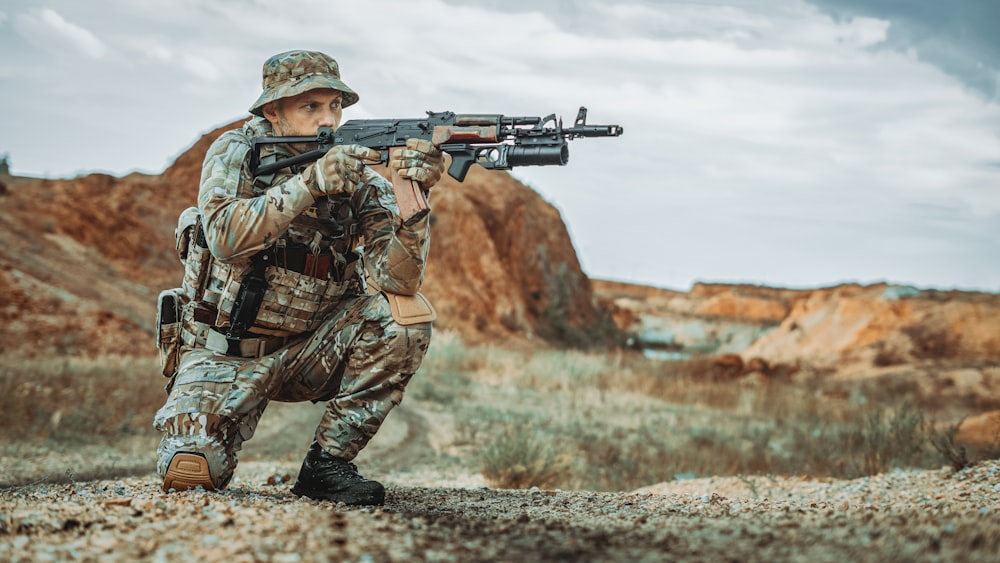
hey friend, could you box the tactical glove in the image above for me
[390,138,445,189]
[303,144,381,199]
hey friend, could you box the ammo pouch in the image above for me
[156,288,184,377]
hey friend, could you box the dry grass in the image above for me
[0,355,163,443]
[414,331,961,491]
[930,419,973,471]
[929,416,1000,471]
[479,424,572,489]
[1,331,990,492]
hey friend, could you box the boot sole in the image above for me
[163,452,215,492]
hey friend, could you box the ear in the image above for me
[261,101,280,125]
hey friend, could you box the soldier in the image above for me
[153,50,444,506]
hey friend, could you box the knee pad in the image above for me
[157,433,235,492]
[162,452,215,492]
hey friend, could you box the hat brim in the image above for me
[249,74,359,117]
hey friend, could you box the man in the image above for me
[153,50,444,506]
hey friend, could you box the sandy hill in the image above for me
[0,119,604,357]
[595,279,1000,362]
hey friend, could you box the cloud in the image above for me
[144,45,172,63]
[177,52,222,82]
[809,0,1000,98]
[3,0,999,291]
[15,8,107,59]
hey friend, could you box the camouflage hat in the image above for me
[249,50,359,117]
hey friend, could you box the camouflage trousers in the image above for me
[152,292,431,489]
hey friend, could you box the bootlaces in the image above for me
[317,459,366,482]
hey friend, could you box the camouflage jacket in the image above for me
[189,117,430,336]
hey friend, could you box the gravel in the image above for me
[3,460,1000,562]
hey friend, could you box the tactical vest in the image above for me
[174,202,364,339]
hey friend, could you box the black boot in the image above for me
[291,442,385,505]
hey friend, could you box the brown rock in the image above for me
[742,284,1000,369]
[711,354,745,380]
[955,410,1000,451]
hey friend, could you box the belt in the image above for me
[205,328,288,358]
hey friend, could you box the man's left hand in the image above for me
[390,139,445,189]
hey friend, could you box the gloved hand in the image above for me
[304,144,381,199]
[390,138,445,189]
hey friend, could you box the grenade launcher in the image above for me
[248,106,623,220]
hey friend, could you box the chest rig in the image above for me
[178,156,365,340]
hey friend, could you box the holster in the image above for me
[227,252,270,338]
[156,288,184,377]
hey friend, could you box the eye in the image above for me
[331,99,343,109]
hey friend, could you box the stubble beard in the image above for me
[275,111,316,155]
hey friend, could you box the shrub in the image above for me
[903,324,962,360]
[930,418,973,472]
[929,415,1000,471]
[847,403,932,477]
[479,423,571,489]
[873,344,906,367]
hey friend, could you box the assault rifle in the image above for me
[248,106,623,220]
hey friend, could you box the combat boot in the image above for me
[291,441,385,505]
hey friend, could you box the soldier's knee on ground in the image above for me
[157,433,236,492]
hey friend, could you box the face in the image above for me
[263,88,344,136]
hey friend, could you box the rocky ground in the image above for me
[3,459,1000,562]
[3,402,1000,562]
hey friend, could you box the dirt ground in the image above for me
[3,400,1000,562]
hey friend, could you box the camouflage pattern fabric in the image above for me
[153,113,433,490]
[155,293,431,489]
[390,138,445,186]
[198,117,429,298]
[249,50,359,117]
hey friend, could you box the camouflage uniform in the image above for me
[153,51,433,491]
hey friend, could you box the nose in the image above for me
[318,108,339,128]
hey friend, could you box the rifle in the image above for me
[249,106,623,221]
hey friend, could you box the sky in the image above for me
[2,0,999,292]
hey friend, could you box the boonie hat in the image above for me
[249,50,359,117]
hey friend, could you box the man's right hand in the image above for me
[304,144,381,198]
